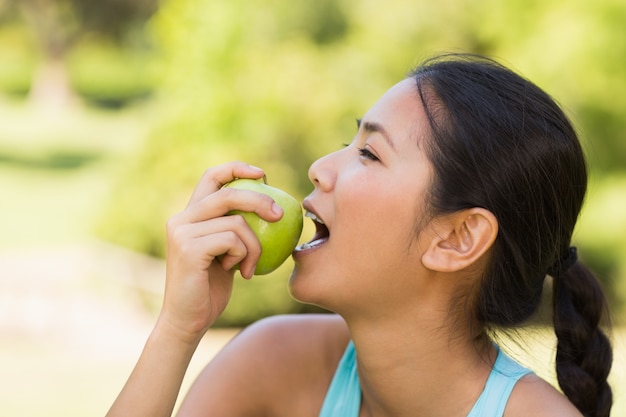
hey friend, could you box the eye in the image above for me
[358,147,379,162]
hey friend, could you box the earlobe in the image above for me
[422,208,498,272]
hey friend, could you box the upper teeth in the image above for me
[305,211,325,224]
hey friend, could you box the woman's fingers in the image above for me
[168,215,262,278]
[186,161,266,207]
[177,186,283,227]
[163,219,255,332]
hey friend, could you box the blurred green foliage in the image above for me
[0,22,36,96]
[67,40,161,108]
[0,35,160,105]
[1,0,625,324]
[0,0,160,104]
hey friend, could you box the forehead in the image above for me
[362,78,427,143]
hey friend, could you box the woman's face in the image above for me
[290,78,437,314]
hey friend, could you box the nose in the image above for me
[308,149,340,192]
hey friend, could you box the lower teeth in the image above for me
[296,239,325,251]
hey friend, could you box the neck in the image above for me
[344,304,495,417]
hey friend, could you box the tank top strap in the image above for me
[467,345,534,417]
[319,342,532,417]
[318,340,361,417]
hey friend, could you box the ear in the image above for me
[421,208,498,273]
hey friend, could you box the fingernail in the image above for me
[244,266,255,280]
[249,165,264,172]
[272,202,283,215]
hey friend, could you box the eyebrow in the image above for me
[356,118,396,152]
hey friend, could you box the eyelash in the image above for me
[341,143,380,162]
[358,147,379,161]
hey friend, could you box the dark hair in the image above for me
[410,53,612,417]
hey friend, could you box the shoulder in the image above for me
[240,313,350,352]
[178,314,350,417]
[505,373,583,417]
[228,313,351,383]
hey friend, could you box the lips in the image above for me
[295,210,329,251]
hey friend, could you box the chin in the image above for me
[287,266,313,303]
[288,267,329,309]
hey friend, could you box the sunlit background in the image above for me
[0,0,625,415]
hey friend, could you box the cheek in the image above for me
[337,180,421,251]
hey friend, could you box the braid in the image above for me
[552,261,613,417]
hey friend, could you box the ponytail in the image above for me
[552,260,613,417]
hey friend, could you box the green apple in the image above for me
[224,177,303,275]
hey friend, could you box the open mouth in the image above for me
[295,211,329,251]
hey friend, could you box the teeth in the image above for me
[295,238,326,251]
[305,211,325,224]
[296,211,328,252]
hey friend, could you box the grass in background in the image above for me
[0,99,151,248]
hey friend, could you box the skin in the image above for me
[106,79,583,417]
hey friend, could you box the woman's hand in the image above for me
[106,162,284,417]
[160,161,283,341]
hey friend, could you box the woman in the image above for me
[106,54,613,417]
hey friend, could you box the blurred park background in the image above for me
[0,0,625,415]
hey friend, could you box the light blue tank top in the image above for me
[318,341,533,417]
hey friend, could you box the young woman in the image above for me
[106,54,613,417]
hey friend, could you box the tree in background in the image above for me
[0,0,158,108]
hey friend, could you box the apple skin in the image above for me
[224,178,303,275]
